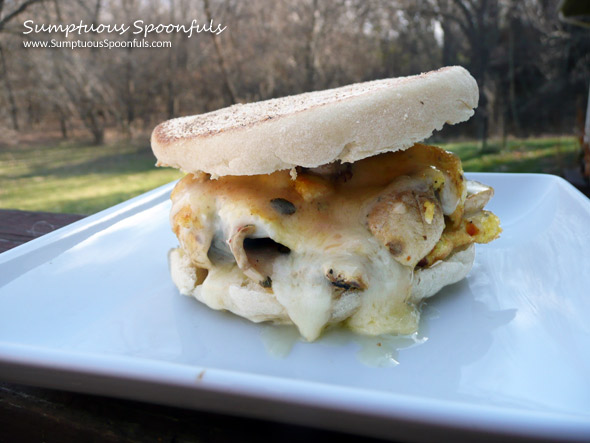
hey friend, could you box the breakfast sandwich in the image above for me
[151,66,501,341]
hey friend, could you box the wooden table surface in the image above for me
[0,209,390,443]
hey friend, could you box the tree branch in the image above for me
[0,0,44,32]
[203,0,237,105]
[412,2,471,37]
[449,0,476,34]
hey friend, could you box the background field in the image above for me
[0,1,588,214]
[0,136,580,215]
[0,140,182,214]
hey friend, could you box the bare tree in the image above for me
[0,0,45,130]
[0,0,587,144]
[0,0,44,32]
[413,0,503,149]
[204,0,237,105]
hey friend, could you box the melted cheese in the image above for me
[169,144,500,341]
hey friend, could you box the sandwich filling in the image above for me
[169,143,501,341]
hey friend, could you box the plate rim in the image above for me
[1,172,589,441]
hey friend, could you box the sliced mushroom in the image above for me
[228,225,269,287]
[330,292,362,323]
[325,268,367,292]
[227,224,291,289]
[439,172,462,215]
[243,236,290,278]
[172,204,216,269]
[391,144,466,217]
[306,161,352,181]
[464,180,494,215]
[322,260,367,323]
[367,176,444,268]
[207,231,235,265]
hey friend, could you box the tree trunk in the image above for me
[472,41,489,151]
[304,0,319,91]
[125,49,135,127]
[441,21,454,66]
[0,44,19,130]
[508,15,521,136]
[55,102,69,139]
[583,83,590,180]
[86,111,105,145]
[60,116,68,139]
[585,83,590,147]
[203,0,237,105]
[472,49,489,151]
[91,126,104,145]
[166,79,176,119]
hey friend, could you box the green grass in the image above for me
[0,136,581,215]
[0,139,183,214]
[441,136,579,174]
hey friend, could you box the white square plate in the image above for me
[1,173,589,441]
